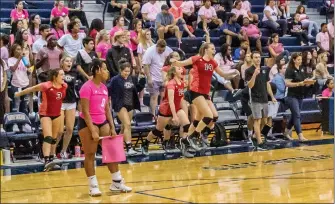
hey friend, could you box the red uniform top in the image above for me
[159,79,184,116]
[39,81,67,116]
[190,56,218,95]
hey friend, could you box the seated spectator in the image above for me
[169,3,196,38]
[277,0,290,19]
[51,0,72,32]
[211,0,227,24]
[35,34,62,81]
[110,0,129,17]
[269,55,286,80]
[10,0,29,29]
[141,0,161,28]
[95,30,112,60]
[220,13,244,47]
[231,0,258,25]
[262,0,288,36]
[222,0,234,12]
[271,64,286,102]
[296,5,319,38]
[233,40,250,61]
[0,34,10,64]
[214,44,240,88]
[322,79,334,97]
[32,25,51,58]
[76,37,98,80]
[57,21,86,58]
[110,16,125,43]
[88,18,104,42]
[289,13,311,46]
[137,29,155,69]
[181,0,197,27]
[129,0,141,18]
[156,5,182,43]
[197,0,223,30]
[51,17,65,40]
[315,52,333,88]
[28,14,41,43]
[106,31,133,77]
[327,17,334,53]
[268,33,290,61]
[241,17,262,54]
[69,16,86,33]
[11,19,24,36]
[316,23,331,53]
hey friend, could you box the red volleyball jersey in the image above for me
[39,81,67,116]
[190,56,218,95]
[159,79,184,116]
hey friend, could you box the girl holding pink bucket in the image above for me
[78,59,132,197]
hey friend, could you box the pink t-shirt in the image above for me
[181,1,194,13]
[231,8,248,18]
[36,47,62,72]
[316,32,330,51]
[322,88,333,97]
[169,7,183,19]
[241,24,260,38]
[214,53,235,73]
[96,41,112,60]
[8,57,29,88]
[79,80,109,124]
[51,6,69,17]
[51,28,65,40]
[109,26,124,39]
[242,1,251,12]
[10,9,29,20]
[129,31,138,51]
[328,22,334,38]
[270,43,284,55]
[141,2,161,21]
[197,6,217,23]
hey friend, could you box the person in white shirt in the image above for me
[181,0,197,26]
[141,0,161,28]
[262,0,288,36]
[327,17,334,53]
[32,24,50,58]
[197,0,223,30]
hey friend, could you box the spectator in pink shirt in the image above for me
[241,0,251,12]
[241,17,262,54]
[197,0,223,30]
[95,30,112,60]
[110,16,125,43]
[10,1,29,29]
[28,14,41,43]
[181,1,197,27]
[51,16,65,40]
[231,0,258,25]
[268,33,290,60]
[141,0,161,28]
[169,4,196,38]
[296,5,319,38]
[316,23,331,53]
[130,19,142,74]
[50,0,74,33]
[322,79,334,97]
[328,17,334,53]
[0,34,10,64]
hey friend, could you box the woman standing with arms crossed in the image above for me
[15,69,67,171]
[171,43,239,150]
[108,59,140,156]
[79,59,131,196]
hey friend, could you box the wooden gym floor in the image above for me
[1,131,334,203]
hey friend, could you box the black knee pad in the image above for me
[165,124,172,130]
[193,120,199,127]
[213,116,218,123]
[183,124,190,133]
[202,117,213,125]
[152,128,163,138]
[43,136,55,144]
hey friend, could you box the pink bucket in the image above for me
[101,135,126,163]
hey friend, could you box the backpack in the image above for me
[210,123,228,147]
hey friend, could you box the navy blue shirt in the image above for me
[220,22,241,34]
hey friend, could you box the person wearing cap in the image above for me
[156,5,182,44]
[106,31,133,78]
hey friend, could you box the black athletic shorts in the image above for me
[40,115,60,121]
[78,117,109,131]
[189,90,210,102]
[184,90,192,104]
[122,105,134,112]
[158,111,172,117]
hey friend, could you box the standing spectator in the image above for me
[0,34,10,64]
[141,0,162,28]
[296,5,319,38]
[10,0,29,29]
[106,31,133,78]
[110,16,125,43]
[58,21,86,58]
[197,0,223,30]
[328,17,334,52]
[289,13,311,46]
[76,37,98,81]
[321,79,334,97]
[241,17,262,54]
[181,0,197,27]
[95,30,112,60]
[143,39,173,114]
[28,14,41,43]
[315,52,333,88]
[137,29,154,69]
[245,51,276,149]
[51,0,71,32]
[240,52,252,82]
[156,5,182,43]
[130,19,142,74]
[316,23,331,53]
[284,53,310,141]
[32,25,51,58]
[123,30,136,68]
[268,33,290,60]
[51,17,65,40]
[271,64,286,102]
[0,59,7,133]
[220,13,243,47]
[262,0,288,36]
[35,34,62,80]
[301,51,317,97]
[269,55,286,80]
[88,18,104,41]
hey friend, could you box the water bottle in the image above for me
[74,145,81,157]
[22,56,29,67]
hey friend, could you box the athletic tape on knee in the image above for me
[165,124,172,130]
[183,124,191,133]
[202,117,213,125]
[152,128,163,138]
[51,138,57,144]
[213,116,218,123]
[193,120,199,127]
[43,136,54,144]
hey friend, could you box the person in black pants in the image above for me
[284,53,311,141]
[289,13,311,46]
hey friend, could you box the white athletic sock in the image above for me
[88,175,98,187]
[112,171,122,182]
[248,130,253,137]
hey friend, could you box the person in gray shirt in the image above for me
[156,5,182,44]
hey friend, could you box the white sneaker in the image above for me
[110,179,132,193]
[29,112,36,118]
[89,185,102,197]
[12,124,20,132]
[60,152,69,159]
[127,148,137,156]
[22,124,32,132]
[1,128,6,133]
[308,34,313,38]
